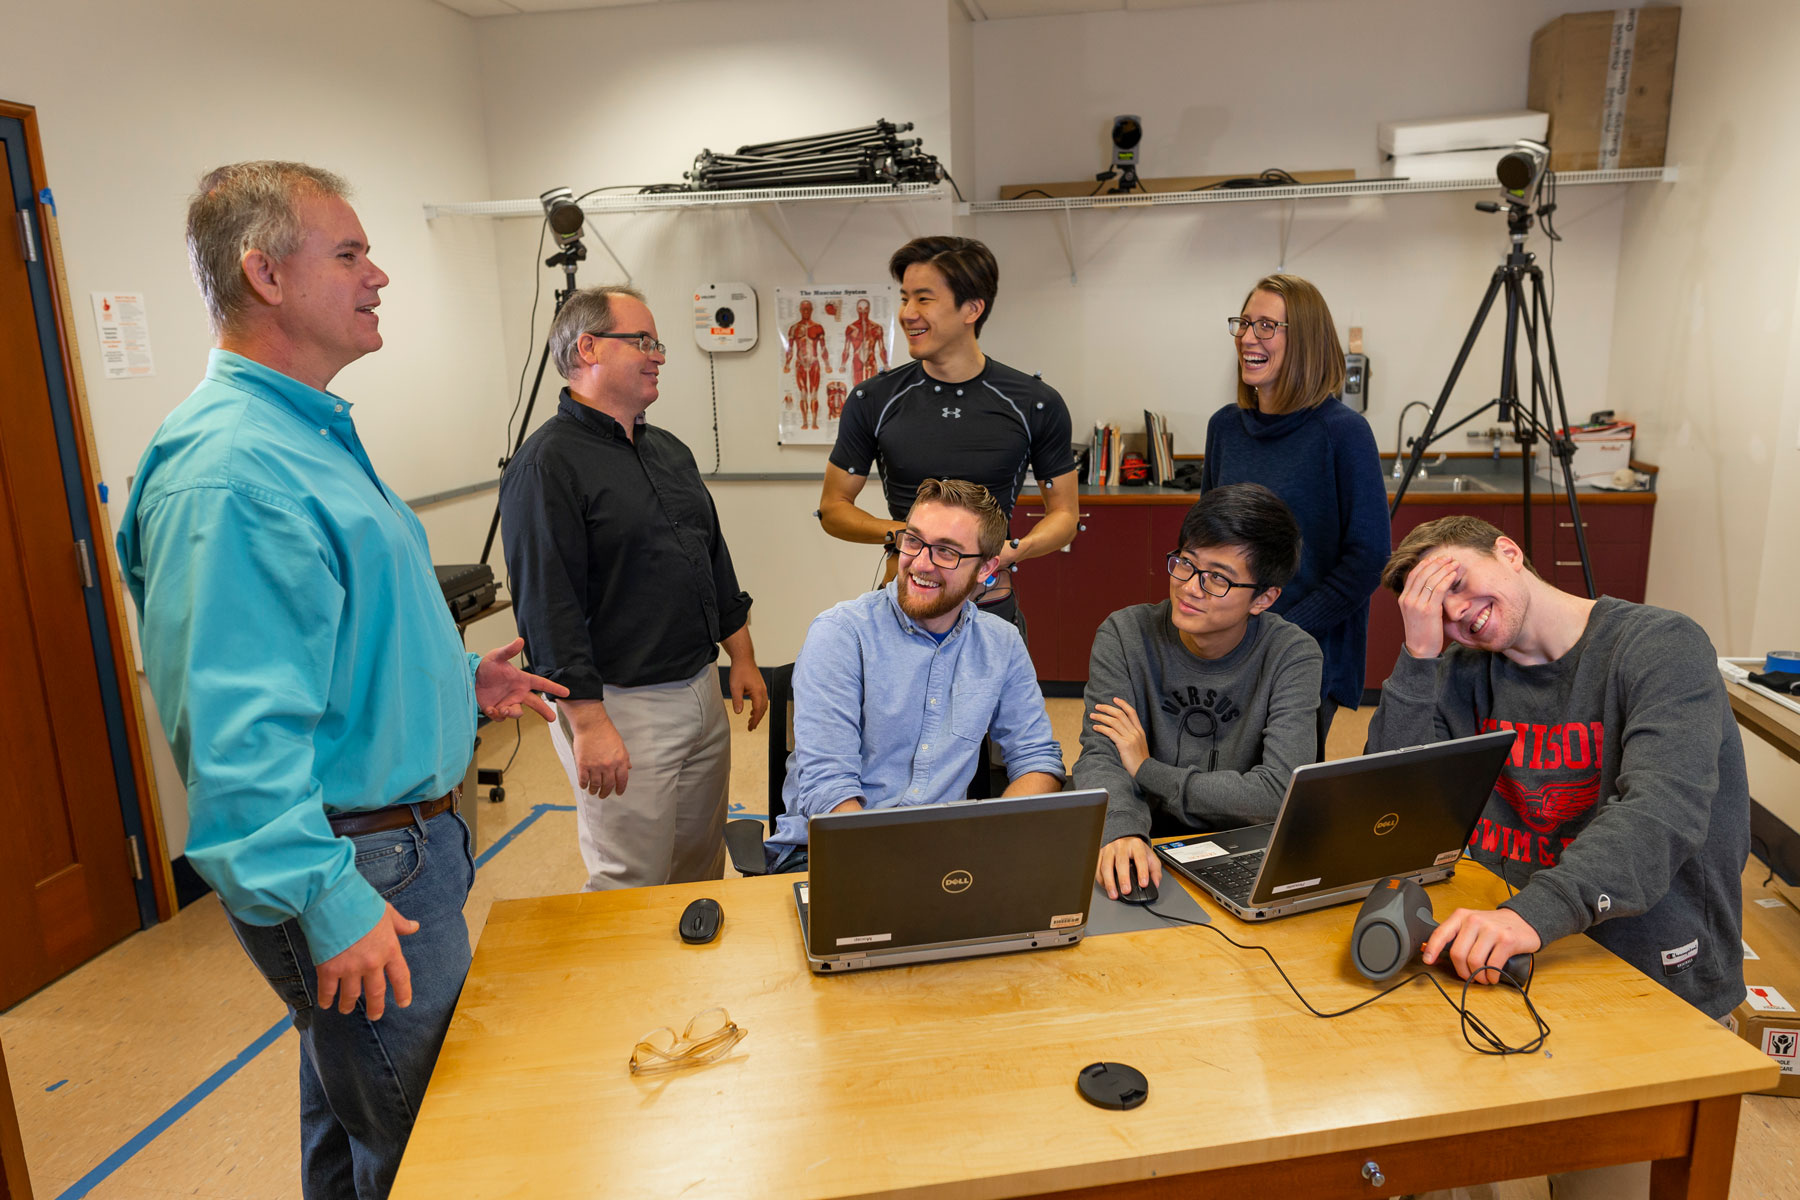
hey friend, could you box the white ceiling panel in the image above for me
[975,0,1123,17]
[430,0,523,15]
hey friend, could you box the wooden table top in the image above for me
[1726,678,1800,762]
[392,865,1775,1200]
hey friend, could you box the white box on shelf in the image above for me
[1381,148,1511,180]
[1535,422,1634,485]
[1378,110,1550,157]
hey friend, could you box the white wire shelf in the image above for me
[962,167,1676,215]
[424,181,950,220]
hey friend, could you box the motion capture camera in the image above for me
[1350,876,1532,985]
[1109,114,1142,192]
[539,187,586,249]
[1496,140,1550,208]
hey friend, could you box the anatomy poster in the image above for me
[775,283,897,444]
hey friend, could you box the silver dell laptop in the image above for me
[1154,731,1516,922]
[792,789,1108,972]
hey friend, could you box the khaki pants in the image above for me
[550,664,729,890]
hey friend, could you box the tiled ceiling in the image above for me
[430,0,1262,19]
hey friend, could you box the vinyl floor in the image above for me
[3,702,1795,1199]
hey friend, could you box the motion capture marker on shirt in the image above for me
[1077,1062,1147,1111]
[956,389,964,396]
[935,385,942,392]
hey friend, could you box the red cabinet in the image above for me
[1010,498,1193,685]
[1012,491,1653,693]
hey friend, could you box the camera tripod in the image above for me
[480,238,585,565]
[1389,199,1595,597]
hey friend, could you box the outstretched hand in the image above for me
[475,637,567,722]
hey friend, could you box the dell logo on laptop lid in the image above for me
[1373,813,1400,836]
[941,870,973,894]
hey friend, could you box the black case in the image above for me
[434,563,496,622]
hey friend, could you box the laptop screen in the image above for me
[805,791,1107,957]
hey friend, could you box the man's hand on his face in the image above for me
[1398,554,1462,659]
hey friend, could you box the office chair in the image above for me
[722,663,793,877]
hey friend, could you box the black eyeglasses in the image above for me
[585,331,667,356]
[897,530,981,570]
[1227,317,1288,341]
[1166,553,1261,597]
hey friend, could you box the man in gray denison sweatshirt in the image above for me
[1367,514,1748,1020]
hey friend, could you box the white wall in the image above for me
[969,0,1630,456]
[1602,0,1800,834]
[1,0,513,851]
[470,0,964,665]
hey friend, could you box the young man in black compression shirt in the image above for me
[817,236,1080,628]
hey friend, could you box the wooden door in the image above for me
[0,137,140,1008]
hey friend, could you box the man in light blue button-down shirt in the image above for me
[766,479,1065,869]
[118,162,564,1200]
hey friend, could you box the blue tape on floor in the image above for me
[55,800,577,1200]
[473,802,575,868]
[57,1016,290,1200]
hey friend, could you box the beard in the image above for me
[897,568,979,622]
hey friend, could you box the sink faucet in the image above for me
[1393,401,1433,479]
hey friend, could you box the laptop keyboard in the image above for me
[1191,850,1264,903]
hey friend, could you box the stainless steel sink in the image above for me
[1388,474,1502,494]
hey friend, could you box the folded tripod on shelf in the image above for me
[684,119,943,191]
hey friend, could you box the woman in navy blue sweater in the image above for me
[1201,274,1389,747]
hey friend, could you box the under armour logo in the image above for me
[942,406,961,418]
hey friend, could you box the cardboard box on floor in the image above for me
[1528,8,1680,171]
[1736,873,1800,1098]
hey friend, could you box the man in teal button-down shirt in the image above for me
[119,161,565,1200]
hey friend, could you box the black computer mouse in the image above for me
[679,898,722,944]
[1119,862,1158,906]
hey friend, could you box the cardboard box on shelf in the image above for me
[1528,8,1680,171]
[1736,875,1800,1098]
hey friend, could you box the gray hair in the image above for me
[186,161,351,337]
[549,286,648,379]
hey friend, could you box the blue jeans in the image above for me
[226,806,475,1200]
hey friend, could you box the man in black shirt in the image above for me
[500,286,768,889]
[818,237,1080,627]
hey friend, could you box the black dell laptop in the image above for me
[793,789,1108,972]
[1155,731,1515,921]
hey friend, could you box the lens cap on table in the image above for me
[1076,1062,1148,1111]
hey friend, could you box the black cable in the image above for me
[1144,903,1550,1055]
[707,351,721,475]
[940,170,967,203]
[503,216,552,461]
[500,717,523,775]
[1750,834,1777,887]
[1540,170,1561,318]
[1188,168,1303,193]
[1009,189,1055,200]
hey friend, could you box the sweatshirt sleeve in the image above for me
[1132,635,1322,830]
[1364,645,1464,752]
[1280,411,1390,637]
[1072,615,1154,844]
[1501,616,1733,945]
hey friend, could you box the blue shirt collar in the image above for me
[881,581,975,643]
[207,349,355,431]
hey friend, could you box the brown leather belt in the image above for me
[327,790,458,838]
